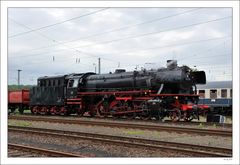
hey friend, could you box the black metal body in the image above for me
[84,65,205,94]
[30,61,206,108]
[30,75,67,106]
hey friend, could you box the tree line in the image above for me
[8,85,33,90]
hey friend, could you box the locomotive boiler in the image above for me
[29,60,207,121]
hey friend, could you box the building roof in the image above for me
[197,81,232,90]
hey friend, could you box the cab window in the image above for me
[68,79,74,88]
[68,79,78,88]
[73,79,79,87]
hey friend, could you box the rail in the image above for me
[9,115,232,137]
[9,126,232,157]
[8,143,85,157]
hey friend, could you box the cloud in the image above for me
[8,8,232,84]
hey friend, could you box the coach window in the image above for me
[199,90,205,98]
[221,89,227,98]
[210,89,217,99]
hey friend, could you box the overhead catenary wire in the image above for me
[178,38,232,61]
[8,8,232,84]
[119,38,232,70]
[9,36,232,73]
[9,18,59,42]
[9,18,117,65]
[10,16,232,61]
[8,20,98,72]
[9,11,232,68]
[15,8,202,53]
[121,53,232,70]
[9,35,232,72]
[8,8,109,38]
[106,36,231,56]
[10,35,231,59]
[70,16,232,49]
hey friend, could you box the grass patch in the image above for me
[198,123,205,128]
[9,109,31,115]
[8,120,32,127]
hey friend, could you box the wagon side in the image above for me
[8,89,30,113]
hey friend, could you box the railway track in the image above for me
[9,126,232,157]
[9,115,232,137]
[14,113,233,128]
[8,143,85,157]
[94,117,232,128]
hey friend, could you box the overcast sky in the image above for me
[8,7,232,85]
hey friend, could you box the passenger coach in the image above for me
[196,81,232,115]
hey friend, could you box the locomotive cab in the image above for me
[67,77,80,99]
[66,72,96,99]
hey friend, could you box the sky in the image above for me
[8,7,232,85]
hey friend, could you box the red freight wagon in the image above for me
[8,89,30,113]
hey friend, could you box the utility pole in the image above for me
[98,58,101,74]
[93,63,96,73]
[17,69,22,86]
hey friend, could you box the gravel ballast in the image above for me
[8,119,232,149]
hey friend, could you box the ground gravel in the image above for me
[8,119,232,149]
[8,132,187,157]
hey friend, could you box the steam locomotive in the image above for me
[10,60,208,121]
[29,60,207,121]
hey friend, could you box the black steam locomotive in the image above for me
[29,60,207,121]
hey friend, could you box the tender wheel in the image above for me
[41,107,49,115]
[50,106,57,115]
[31,106,38,115]
[60,107,69,116]
[169,108,181,122]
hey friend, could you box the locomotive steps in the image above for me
[8,115,232,137]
